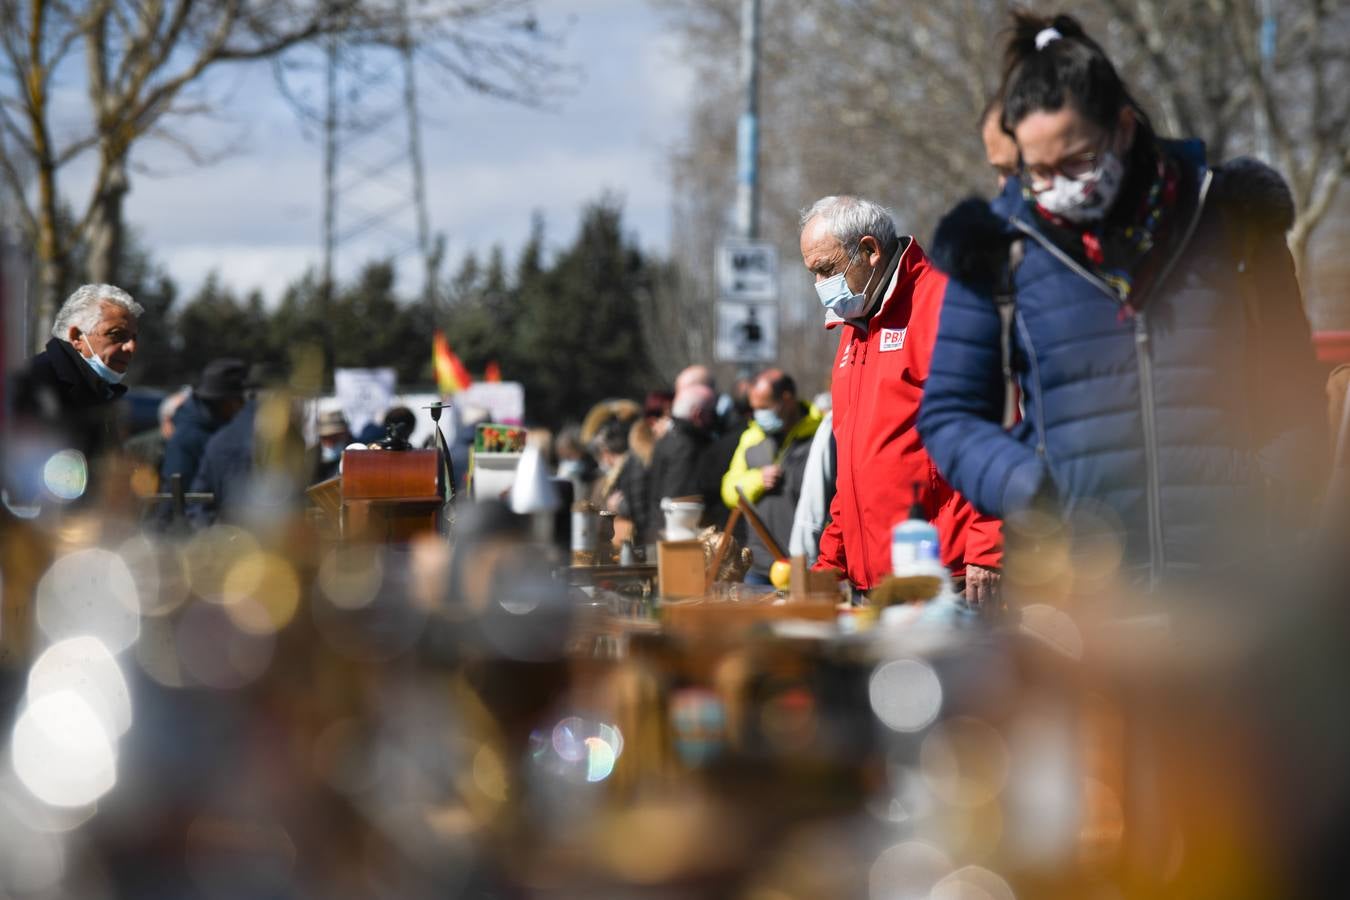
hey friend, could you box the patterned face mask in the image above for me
[1033,150,1126,224]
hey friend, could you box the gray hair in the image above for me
[799,195,899,257]
[51,283,143,340]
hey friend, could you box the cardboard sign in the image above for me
[334,368,396,436]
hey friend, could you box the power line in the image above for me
[320,0,437,314]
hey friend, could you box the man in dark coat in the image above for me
[188,398,258,528]
[697,376,752,531]
[160,358,248,494]
[645,382,718,541]
[10,284,143,498]
[188,380,315,527]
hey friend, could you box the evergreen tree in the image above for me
[446,252,481,307]
[174,274,271,377]
[440,244,518,380]
[514,198,659,427]
[101,194,668,415]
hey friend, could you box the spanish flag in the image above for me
[432,330,472,395]
[484,360,502,383]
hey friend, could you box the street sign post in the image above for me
[716,240,778,301]
[715,300,777,363]
[716,240,779,363]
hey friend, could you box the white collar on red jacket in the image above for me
[823,236,918,331]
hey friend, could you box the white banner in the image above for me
[333,367,396,437]
[459,381,525,425]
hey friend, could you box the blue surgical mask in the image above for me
[814,250,880,320]
[753,408,784,434]
[321,444,343,464]
[80,346,125,385]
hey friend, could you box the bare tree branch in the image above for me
[127,8,246,135]
[52,131,100,166]
[0,97,39,158]
[4,0,569,338]
[112,1,171,110]
[1099,0,1197,136]
[83,1,111,119]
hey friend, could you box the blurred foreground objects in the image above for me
[0,465,1348,898]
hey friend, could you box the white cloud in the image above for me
[162,244,318,301]
[427,148,655,232]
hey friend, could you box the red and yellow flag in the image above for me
[484,360,502,383]
[432,330,473,395]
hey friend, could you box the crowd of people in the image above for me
[489,10,1332,605]
[558,364,829,585]
[7,10,1342,609]
[3,13,1349,896]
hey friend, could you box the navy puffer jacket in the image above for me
[161,393,224,491]
[919,141,1325,586]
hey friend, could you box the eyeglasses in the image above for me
[1021,146,1103,193]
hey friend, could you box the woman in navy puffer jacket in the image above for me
[918,11,1326,589]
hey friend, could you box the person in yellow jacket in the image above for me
[721,369,824,584]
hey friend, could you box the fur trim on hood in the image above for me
[929,196,1017,292]
[1212,156,1296,235]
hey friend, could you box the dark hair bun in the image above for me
[999,8,1146,136]
[1005,11,1092,71]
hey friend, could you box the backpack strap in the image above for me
[995,238,1025,429]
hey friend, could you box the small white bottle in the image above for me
[891,487,943,578]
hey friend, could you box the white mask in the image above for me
[1034,151,1126,224]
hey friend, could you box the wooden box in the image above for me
[657,540,708,599]
[789,555,844,602]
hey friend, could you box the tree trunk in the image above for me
[26,0,62,352]
[34,253,66,352]
[32,167,68,351]
[86,156,129,286]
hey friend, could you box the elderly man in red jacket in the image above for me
[799,195,1002,605]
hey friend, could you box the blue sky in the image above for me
[87,0,693,301]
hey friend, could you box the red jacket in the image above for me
[816,237,1002,590]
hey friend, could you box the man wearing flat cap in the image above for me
[160,357,249,494]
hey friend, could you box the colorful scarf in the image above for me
[1030,146,1180,310]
